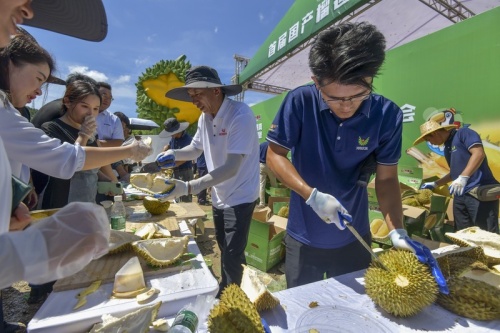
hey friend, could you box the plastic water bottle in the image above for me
[168,295,213,333]
[110,195,126,230]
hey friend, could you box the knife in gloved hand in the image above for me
[344,221,390,271]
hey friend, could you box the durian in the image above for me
[445,227,500,264]
[89,301,161,333]
[437,277,500,320]
[370,218,389,240]
[416,189,433,205]
[112,256,147,298]
[277,205,289,218]
[208,284,264,333]
[364,250,438,317]
[108,230,142,254]
[132,236,189,268]
[434,246,488,278]
[30,208,59,221]
[151,318,169,332]
[143,196,170,215]
[135,222,172,239]
[129,173,174,196]
[240,265,280,311]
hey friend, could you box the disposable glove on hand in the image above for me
[306,188,351,230]
[78,115,97,140]
[155,149,176,169]
[153,179,188,201]
[420,182,437,190]
[130,139,153,162]
[389,229,449,294]
[448,175,469,196]
[14,202,110,285]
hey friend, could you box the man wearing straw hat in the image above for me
[415,119,499,233]
[155,66,259,297]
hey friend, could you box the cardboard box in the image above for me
[429,194,449,213]
[402,204,427,237]
[266,186,291,197]
[244,213,287,272]
[267,196,290,215]
[398,165,423,191]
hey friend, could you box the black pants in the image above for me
[213,200,256,296]
[284,232,372,288]
[453,194,499,233]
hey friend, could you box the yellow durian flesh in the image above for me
[364,250,438,317]
[445,227,500,264]
[130,173,174,195]
[108,230,142,254]
[132,236,189,268]
[370,218,389,239]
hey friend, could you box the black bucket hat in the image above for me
[159,118,189,138]
[22,0,108,42]
[166,66,242,102]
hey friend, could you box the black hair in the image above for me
[114,111,130,127]
[62,80,101,114]
[96,81,112,90]
[308,22,386,89]
[66,72,97,86]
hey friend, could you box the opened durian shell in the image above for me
[240,265,279,311]
[89,301,161,333]
[129,173,174,195]
[108,230,142,254]
[135,222,172,240]
[445,227,500,264]
[143,196,170,215]
[131,236,189,268]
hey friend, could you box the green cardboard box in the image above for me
[266,186,291,197]
[402,204,427,238]
[268,196,290,215]
[244,213,287,272]
[398,165,423,191]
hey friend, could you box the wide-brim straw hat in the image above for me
[22,0,108,42]
[159,118,189,138]
[413,120,456,146]
[166,66,242,102]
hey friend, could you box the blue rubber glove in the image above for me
[420,182,437,190]
[306,188,352,230]
[153,179,186,201]
[261,318,271,333]
[155,149,176,169]
[390,229,449,294]
[448,175,469,196]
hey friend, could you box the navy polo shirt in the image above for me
[444,128,498,193]
[259,141,269,164]
[267,84,402,249]
[170,132,193,170]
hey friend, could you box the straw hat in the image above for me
[166,66,242,102]
[413,120,456,146]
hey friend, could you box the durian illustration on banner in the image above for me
[136,55,201,135]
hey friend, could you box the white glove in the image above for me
[420,182,437,190]
[389,229,415,252]
[79,115,97,140]
[449,175,469,196]
[10,202,110,285]
[305,188,351,230]
[154,179,188,201]
[130,139,153,162]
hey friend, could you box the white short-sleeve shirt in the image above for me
[192,98,259,208]
[96,110,124,140]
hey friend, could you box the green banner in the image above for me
[239,0,370,84]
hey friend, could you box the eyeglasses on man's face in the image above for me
[100,91,114,101]
[320,88,372,105]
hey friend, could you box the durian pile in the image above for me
[276,205,289,218]
[401,188,433,209]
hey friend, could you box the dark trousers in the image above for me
[453,194,499,233]
[284,232,372,288]
[197,167,208,204]
[213,200,256,296]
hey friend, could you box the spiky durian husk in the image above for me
[143,196,170,215]
[364,250,438,317]
[437,277,500,320]
[108,230,142,254]
[445,227,500,265]
[277,205,289,218]
[131,236,189,268]
[435,246,488,279]
[416,189,433,205]
[208,284,264,333]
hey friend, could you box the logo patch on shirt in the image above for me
[356,136,370,150]
[269,124,278,132]
[219,128,227,136]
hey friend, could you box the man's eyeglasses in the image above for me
[320,88,371,105]
[100,92,114,101]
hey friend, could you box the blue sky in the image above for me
[23,0,295,119]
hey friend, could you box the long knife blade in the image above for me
[344,221,390,271]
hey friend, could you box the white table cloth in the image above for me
[27,221,218,333]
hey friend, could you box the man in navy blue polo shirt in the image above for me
[266,22,416,288]
[417,119,499,233]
